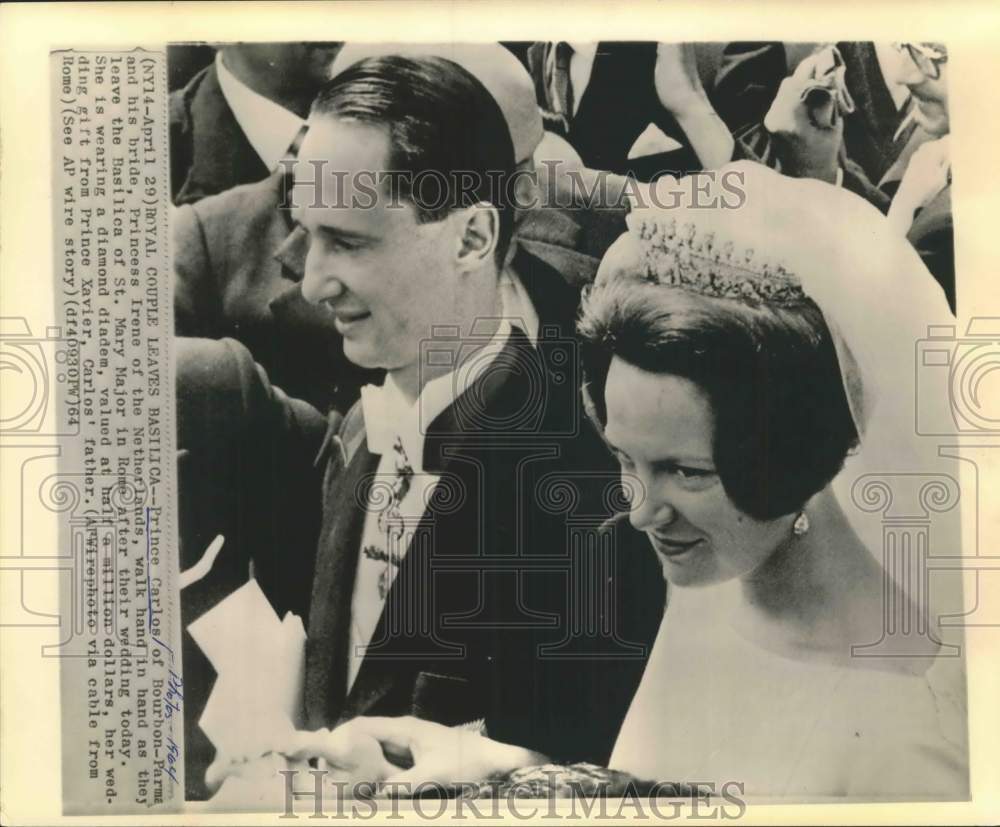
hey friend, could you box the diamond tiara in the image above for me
[633,215,808,306]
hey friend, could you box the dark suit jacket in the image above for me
[176,239,663,794]
[172,170,626,412]
[711,41,788,139]
[303,325,665,762]
[526,41,704,181]
[176,328,664,794]
[170,63,270,206]
[836,42,919,186]
[176,337,329,799]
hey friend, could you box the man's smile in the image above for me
[331,307,372,332]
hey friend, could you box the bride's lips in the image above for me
[648,534,703,559]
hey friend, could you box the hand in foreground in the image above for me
[206,752,312,809]
[282,724,399,787]
[206,724,394,798]
[293,716,547,795]
[764,45,853,183]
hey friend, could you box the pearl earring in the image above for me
[793,511,810,536]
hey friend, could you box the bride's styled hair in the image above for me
[578,279,858,521]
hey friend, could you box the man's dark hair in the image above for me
[578,280,859,520]
[312,54,517,263]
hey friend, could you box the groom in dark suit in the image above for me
[291,52,666,758]
[172,42,626,413]
[179,53,663,796]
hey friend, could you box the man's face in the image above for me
[292,117,462,379]
[890,42,949,136]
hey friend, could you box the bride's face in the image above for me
[603,356,794,588]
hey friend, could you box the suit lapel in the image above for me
[175,65,268,205]
[303,438,379,728]
[343,329,544,718]
[527,42,553,111]
[837,42,924,188]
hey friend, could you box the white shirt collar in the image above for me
[361,320,514,472]
[214,50,306,171]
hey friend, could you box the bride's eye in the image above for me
[664,463,717,490]
[673,465,713,479]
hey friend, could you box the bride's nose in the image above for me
[627,482,676,533]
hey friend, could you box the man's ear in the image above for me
[455,203,499,270]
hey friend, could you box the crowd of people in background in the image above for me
[169,41,963,804]
[170,40,954,415]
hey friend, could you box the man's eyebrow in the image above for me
[289,216,379,244]
[314,224,379,243]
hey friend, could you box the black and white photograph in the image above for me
[1,3,998,824]
[169,38,967,807]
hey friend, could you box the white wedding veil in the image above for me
[599,161,964,651]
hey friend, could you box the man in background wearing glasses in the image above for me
[886,41,954,310]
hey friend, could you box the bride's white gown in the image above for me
[609,580,968,800]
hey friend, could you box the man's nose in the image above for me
[301,252,345,304]
[627,477,676,533]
